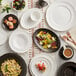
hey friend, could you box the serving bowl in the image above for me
[0,53,27,76]
[33,28,60,52]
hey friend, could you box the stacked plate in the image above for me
[29,54,57,76]
[20,8,42,29]
[46,1,76,31]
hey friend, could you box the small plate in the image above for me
[33,28,60,52]
[0,53,27,76]
[2,14,19,31]
[46,1,76,31]
[9,30,32,53]
[58,62,76,76]
[29,54,57,76]
[20,8,42,29]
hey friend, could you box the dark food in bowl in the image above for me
[3,14,19,31]
[36,31,57,49]
[13,0,25,10]
[59,45,74,60]
[0,53,27,76]
[33,28,60,52]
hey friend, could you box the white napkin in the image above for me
[60,26,76,49]
[69,26,76,41]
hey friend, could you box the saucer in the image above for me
[20,8,42,29]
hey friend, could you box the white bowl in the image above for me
[9,30,32,53]
[30,10,42,22]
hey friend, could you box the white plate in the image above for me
[0,29,8,45]
[20,8,42,29]
[9,30,32,53]
[29,54,57,76]
[46,1,76,31]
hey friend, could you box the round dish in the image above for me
[20,8,42,29]
[59,45,74,60]
[33,28,60,52]
[29,54,57,76]
[2,14,19,31]
[58,62,76,76]
[46,1,76,31]
[9,30,32,53]
[0,53,27,76]
[12,0,25,11]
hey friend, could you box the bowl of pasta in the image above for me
[0,53,27,76]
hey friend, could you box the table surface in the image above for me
[0,0,76,76]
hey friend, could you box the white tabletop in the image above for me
[0,0,76,76]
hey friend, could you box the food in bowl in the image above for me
[36,31,57,49]
[1,59,21,76]
[12,0,25,10]
[35,61,46,72]
[4,17,16,29]
[63,48,73,58]
[3,14,19,31]
[59,45,74,60]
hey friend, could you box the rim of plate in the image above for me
[29,54,57,76]
[46,1,76,31]
[20,8,42,29]
[9,30,32,53]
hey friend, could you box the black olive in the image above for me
[36,0,48,8]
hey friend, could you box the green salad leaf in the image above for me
[5,64,8,72]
